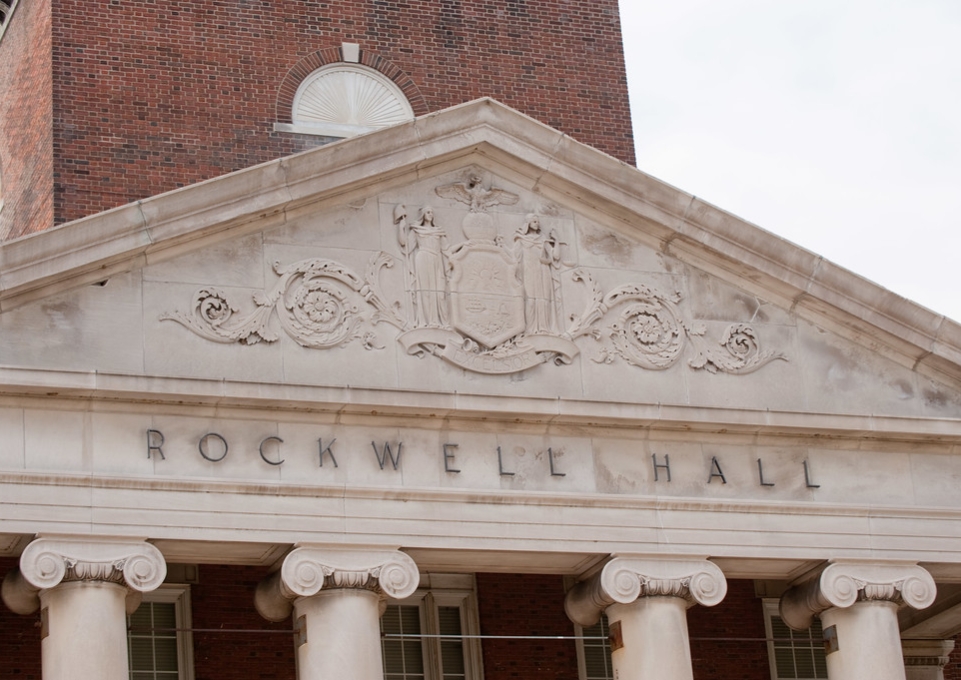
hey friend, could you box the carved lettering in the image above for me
[199,433,228,462]
[443,443,461,473]
[497,446,514,476]
[652,453,671,482]
[318,439,338,468]
[372,441,402,470]
[757,458,775,487]
[259,436,284,466]
[548,448,566,477]
[804,460,820,488]
[146,429,165,460]
[707,456,726,484]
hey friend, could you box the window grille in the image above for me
[128,586,194,680]
[763,600,828,680]
[381,575,482,680]
[575,614,614,680]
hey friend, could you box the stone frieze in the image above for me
[161,179,787,375]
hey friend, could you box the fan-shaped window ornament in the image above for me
[280,63,415,139]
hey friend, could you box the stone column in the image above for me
[779,561,937,680]
[902,640,955,680]
[255,546,419,680]
[564,556,727,680]
[1,536,167,680]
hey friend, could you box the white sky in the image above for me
[619,0,961,323]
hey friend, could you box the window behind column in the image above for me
[380,574,482,680]
[763,600,827,680]
[128,585,195,680]
[574,613,613,680]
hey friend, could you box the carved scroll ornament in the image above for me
[565,556,727,627]
[779,561,936,631]
[161,177,787,376]
[255,547,419,622]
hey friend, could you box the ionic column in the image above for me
[564,556,727,680]
[779,561,937,680]
[255,546,419,680]
[1,536,167,680]
[902,640,955,680]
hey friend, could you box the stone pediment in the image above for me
[1,99,960,423]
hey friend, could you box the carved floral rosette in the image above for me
[161,182,787,376]
[161,255,404,351]
[564,556,727,627]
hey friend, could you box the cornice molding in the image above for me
[564,556,727,627]
[779,561,936,631]
[255,546,419,622]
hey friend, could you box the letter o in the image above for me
[199,433,228,462]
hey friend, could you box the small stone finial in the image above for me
[1,537,166,615]
[779,561,937,631]
[255,546,419,622]
[564,556,727,627]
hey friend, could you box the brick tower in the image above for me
[0,0,633,240]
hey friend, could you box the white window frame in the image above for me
[381,573,484,680]
[574,612,613,680]
[128,584,195,680]
[763,599,828,680]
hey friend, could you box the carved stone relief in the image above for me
[162,175,787,376]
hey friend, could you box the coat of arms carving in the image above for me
[161,175,786,376]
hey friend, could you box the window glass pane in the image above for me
[128,600,182,680]
[438,606,465,678]
[381,604,425,679]
[582,615,612,680]
[769,614,827,680]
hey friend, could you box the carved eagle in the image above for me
[435,175,519,213]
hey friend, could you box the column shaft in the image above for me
[39,581,131,680]
[294,589,384,680]
[607,597,693,680]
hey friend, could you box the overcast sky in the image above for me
[618,0,961,323]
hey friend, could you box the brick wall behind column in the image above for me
[0,556,42,679]
[50,0,633,225]
[688,579,771,680]
[0,0,54,240]
[190,565,295,680]
[476,573,579,679]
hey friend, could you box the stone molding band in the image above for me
[1,536,167,615]
[779,561,937,631]
[255,546,419,622]
[564,556,727,627]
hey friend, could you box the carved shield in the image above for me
[448,243,526,348]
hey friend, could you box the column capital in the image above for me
[779,561,936,631]
[1,536,166,615]
[255,545,419,622]
[564,555,727,627]
[901,639,955,670]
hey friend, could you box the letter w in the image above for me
[372,441,402,470]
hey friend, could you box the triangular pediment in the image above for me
[1,98,960,431]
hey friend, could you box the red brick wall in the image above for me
[688,579,771,680]
[190,565,295,680]
[49,0,634,225]
[0,0,54,240]
[476,573,579,679]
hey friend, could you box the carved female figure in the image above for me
[397,205,450,327]
[514,214,562,334]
